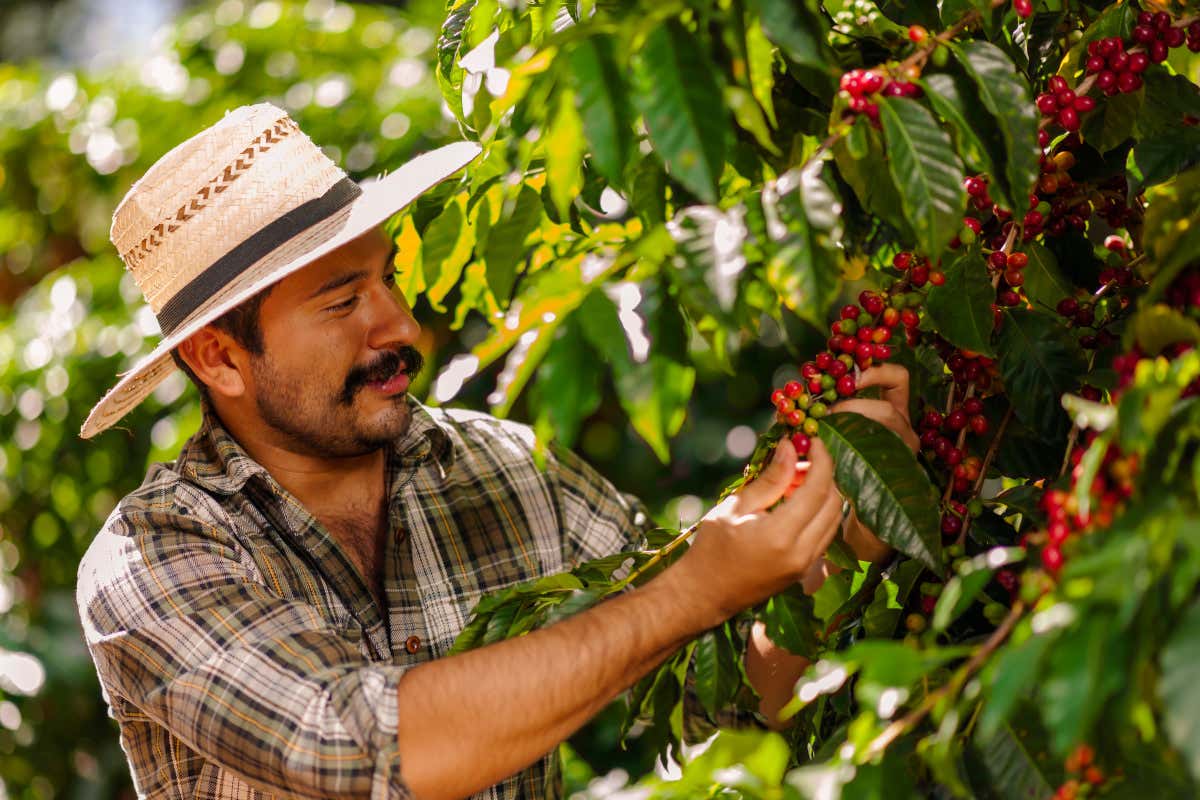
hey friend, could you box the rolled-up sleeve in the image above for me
[77,510,411,800]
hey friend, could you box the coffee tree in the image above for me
[400,0,1200,795]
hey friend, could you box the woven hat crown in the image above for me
[110,103,345,317]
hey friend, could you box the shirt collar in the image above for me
[178,396,456,497]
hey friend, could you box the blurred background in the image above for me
[0,1,815,797]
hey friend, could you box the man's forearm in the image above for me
[395,563,719,800]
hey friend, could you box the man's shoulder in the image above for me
[419,403,540,456]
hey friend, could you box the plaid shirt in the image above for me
[77,398,652,800]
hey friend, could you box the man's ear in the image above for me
[177,327,249,399]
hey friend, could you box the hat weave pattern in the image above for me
[121,116,299,273]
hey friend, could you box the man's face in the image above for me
[243,227,424,458]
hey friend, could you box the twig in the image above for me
[864,600,1025,759]
[611,522,698,592]
[1058,424,1080,480]
[957,405,1015,546]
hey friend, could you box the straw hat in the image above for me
[81,103,480,439]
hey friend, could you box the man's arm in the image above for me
[395,437,844,800]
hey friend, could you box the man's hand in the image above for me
[678,437,845,627]
[832,363,918,562]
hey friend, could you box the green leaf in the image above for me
[969,719,1057,800]
[1020,242,1075,314]
[878,96,966,259]
[420,195,476,312]
[762,585,821,655]
[921,71,1002,194]
[755,0,837,98]
[531,320,602,449]
[694,624,743,717]
[834,117,913,240]
[1080,90,1142,154]
[632,21,729,204]
[1161,599,1200,782]
[580,287,695,462]
[818,413,943,572]
[482,183,543,302]
[952,41,1040,212]
[979,630,1055,738]
[745,12,777,126]
[569,35,634,186]
[1042,612,1125,753]
[997,308,1086,439]
[925,248,996,357]
[932,547,1023,632]
[762,161,844,328]
[1143,166,1200,300]
[545,89,585,221]
[1130,305,1200,357]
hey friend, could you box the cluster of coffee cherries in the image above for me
[838,68,922,124]
[1035,75,1097,132]
[917,399,989,536]
[1038,432,1137,573]
[1051,744,1109,800]
[1130,10,1200,59]
[1055,237,1139,350]
[891,250,945,289]
[769,291,902,456]
[906,543,1008,634]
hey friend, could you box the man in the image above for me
[76,104,916,800]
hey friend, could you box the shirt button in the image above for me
[405,635,421,654]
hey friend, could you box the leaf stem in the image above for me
[864,600,1025,759]
[956,404,1014,546]
[610,522,698,592]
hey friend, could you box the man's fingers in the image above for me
[832,398,920,453]
[733,437,797,514]
[776,438,835,523]
[798,488,844,556]
[856,364,911,421]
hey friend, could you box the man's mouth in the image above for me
[340,346,424,405]
[368,366,411,396]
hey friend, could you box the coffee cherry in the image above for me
[1036,93,1058,114]
[941,513,963,535]
[828,359,848,378]
[969,414,989,435]
[893,251,913,270]
[1006,251,1028,270]
[908,25,928,43]
[803,418,819,436]
[1013,0,1032,18]
[784,380,804,398]
[998,290,1021,307]
[963,397,983,415]
[859,292,884,315]
[930,270,946,286]
[946,409,967,431]
[786,409,805,427]
[815,351,835,371]
[791,432,812,456]
[837,375,856,397]
[1041,545,1064,572]
[1056,297,1079,317]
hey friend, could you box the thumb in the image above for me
[733,437,797,514]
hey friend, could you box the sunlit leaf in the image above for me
[819,413,943,572]
[879,96,967,259]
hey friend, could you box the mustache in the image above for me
[339,345,424,405]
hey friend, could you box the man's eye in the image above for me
[326,296,357,313]
[383,270,398,288]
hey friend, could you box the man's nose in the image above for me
[365,283,421,350]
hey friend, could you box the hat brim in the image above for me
[80,140,481,439]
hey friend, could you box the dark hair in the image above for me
[170,288,271,394]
